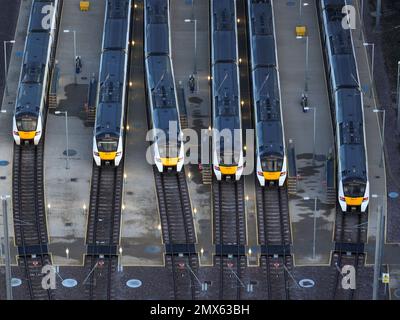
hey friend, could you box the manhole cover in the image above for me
[299,279,315,288]
[62,279,78,288]
[144,245,161,254]
[11,278,22,287]
[0,176,6,180]
[389,192,399,199]
[126,279,142,288]
[70,178,77,182]
[0,160,9,166]
[127,191,134,195]
[63,149,77,156]
[395,288,400,298]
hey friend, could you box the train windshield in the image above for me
[97,140,118,152]
[16,117,37,132]
[158,142,179,159]
[343,180,366,198]
[261,156,283,172]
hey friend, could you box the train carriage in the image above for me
[13,0,62,145]
[93,0,132,166]
[211,0,244,181]
[247,0,287,187]
[144,0,184,173]
[318,0,369,213]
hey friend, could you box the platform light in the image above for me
[1,110,7,114]
[188,172,191,179]
[157,224,161,231]
[193,208,197,214]
[124,174,127,180]
[119,247,123,254]
[47,204,51,209]
[208,126,211,132]
[248,248,252,255]
[134,4,137,8]
[131,40,135,46]
[200,248,204,256]
[129,81,133,87]
[237,18,240,23]
[244,145,247,151]
[126,125,130,131]
[245,195,249,201]
[241,100,245,107]
[66,248,70,259]
[207,75,211,81]
[239,58,242,64]
[122,204,126,210]
[83,204,86,210]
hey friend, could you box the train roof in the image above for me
[104,19,129,50]
[145,0,169,55]
[29,1,54,32]
[95,102,123,136]
[256,121,284,157]
[253,68,280,117]
[107,0,130,19]
[336,89,367,180]
[212,0,236,63]
[99,51,125,103]
[146,55,177,109]
[320,0,346,9]
[15,83,43,117]
[20,33,49,83]
[331,55,358,88]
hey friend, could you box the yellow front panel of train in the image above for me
[18,131,36,140]
[161,157,179,167]
[220,166,238,175]
[263,171,281,181]
[345,197,363,206]
[99,152,116,160]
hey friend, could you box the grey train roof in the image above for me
[28,1,55,32]
[322,3,358,88]
[16,84,43,116]
[248,0,283,158]
[15,33,49,117]
[336,89,367,180]
[248,0,276,68]
[212,0,237,62]
[145,0,169,55]
[104,0,130,49]
[321,0,368,182]
[213,63,240,132]
[95,49,126,136]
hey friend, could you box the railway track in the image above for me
[154,169,199,299]
[154,170,196,244]
[256,185,292,300]
[213,178,246,300]
[213,178,246,246]
[13,142,54,300]
[256,185,290,246]
[85,163,124,300]
[332,210,368,300]
[84,255,118,300]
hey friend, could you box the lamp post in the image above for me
[363,42,375,98]
[397,61,400,131]
[3,40,15,96]
[297,35,309,94]
[55,111,69,169]
[1,195,12,300]
[373,108,385,168]
[184,19,197,76]
[63,30,77,84]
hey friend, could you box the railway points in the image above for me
[274,0,335,265]
[44,0,105,266]
[121,0,164,266]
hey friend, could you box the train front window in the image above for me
[97,141,118,152]
[261,157,283,172]
[159,143,179,159]
[343,180,366,198]
[16,117,37,132]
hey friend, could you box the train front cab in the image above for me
[212,146,244,181]
[13,112,43,145]
[338,178,369,213]
[153,138,184,173]
[256,152,287,187]
[93,134,123,166]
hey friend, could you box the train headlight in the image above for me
[13,131,19,136]
[35,131,41,136]
[339,196,345,201]
[94,152,99,156]
[155,157,161,163]
[116,151,122,156]
[363,197,369,202]
[257,171,263,176]
[280,171,286,176]
[214,165,220,171]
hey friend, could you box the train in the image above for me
[247,0,287,187]
[144,0,184,173]
[13,0,63,145]
[318,0,369,213]
[210,0,244,181]
[93,0,132,166]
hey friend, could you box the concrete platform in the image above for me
[121,0,164,266]
[44,0,105,266]
[170,0,213,265]
[0,0,33,265]
[274,0,335,266]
